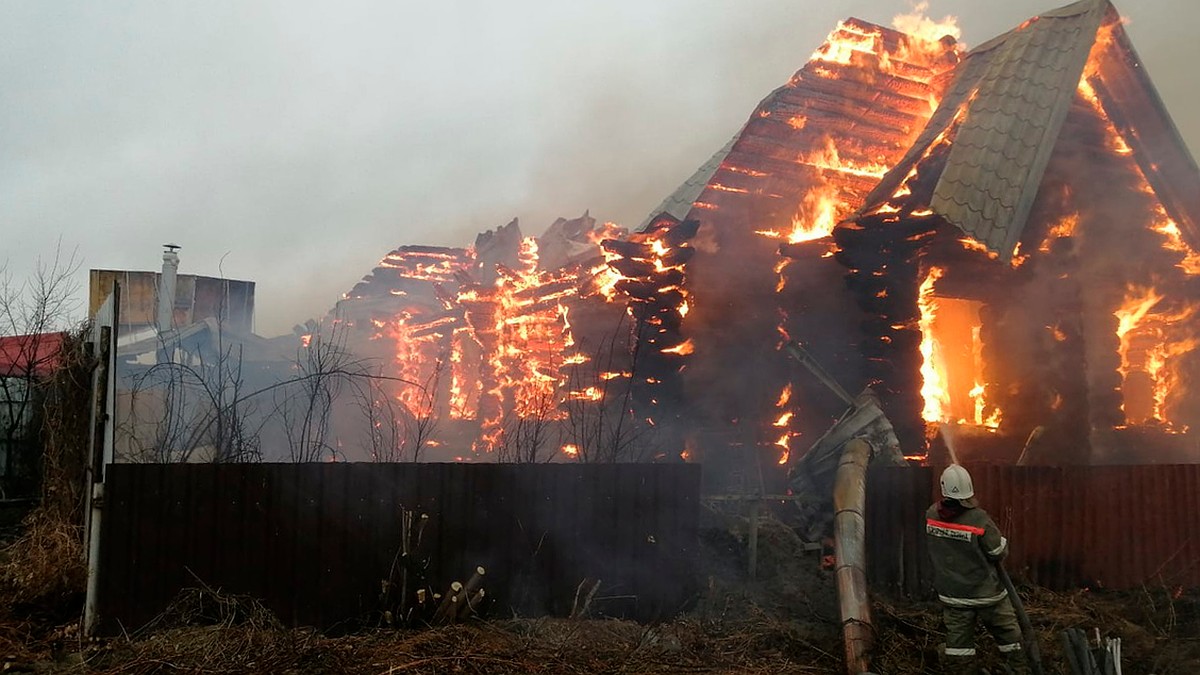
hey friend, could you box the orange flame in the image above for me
[891,3,962,46]
[918,267,950,423]
[755,182,847,245]
[1152,206,1200,275]
[1113,285,1198,427]
[661,339,695,356]
[811,21,887,68]
[796,136,890,180]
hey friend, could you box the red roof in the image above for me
[0,332,67,378]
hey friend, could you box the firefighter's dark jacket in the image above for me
[925,500,1009,607]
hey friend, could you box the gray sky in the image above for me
[3,0,1197,336]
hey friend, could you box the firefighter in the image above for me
[925,464,1028,675]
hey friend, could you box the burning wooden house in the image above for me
[334,212,695,462]
[840,0,1200,465]
[333,0,1200,470]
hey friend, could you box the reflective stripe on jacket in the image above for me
[925,502,1008,607]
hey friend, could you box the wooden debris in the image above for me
[456,589,486,620]
[569,579,602,620]
[1061,627,1122,675]
[432,582,463,624]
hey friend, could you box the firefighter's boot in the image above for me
[1001,649,1030,675]
[943,655,979,675]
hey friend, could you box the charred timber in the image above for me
[836,212,940,238]
[600,245,696,270]
[389,245,466,257]
[615,276,686,299]
[638,217,700,245]
[791,74,935,125]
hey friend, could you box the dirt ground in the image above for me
[2,510,1198,674]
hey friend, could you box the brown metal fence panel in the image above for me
[97,463,701,634]
[865,464,934,596]
[867,464,1200,596]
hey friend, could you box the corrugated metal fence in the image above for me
[867,464,1200,595]
[97,463,700,633]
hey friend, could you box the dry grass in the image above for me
[3,554,1200,674]
[873,583,1200,675]
[0,509,85,611]
[76,610,834,674]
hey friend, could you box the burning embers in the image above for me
[755,16,960,248]
[344,213,698,460]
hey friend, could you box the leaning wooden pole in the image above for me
[833,437,874,675]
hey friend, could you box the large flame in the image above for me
[796,136,891,180]
[1079,42,1200,430]
[916,269,1001,429]
[1114,285,1197,428]
[891,3,962,46]
[811,21,889,68]
[918,267,950,423]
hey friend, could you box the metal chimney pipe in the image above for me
[158,244,180,333]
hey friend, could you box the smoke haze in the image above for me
[2,0,1196,335]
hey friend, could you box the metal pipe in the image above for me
[84,283,120,635]
[833,437,874,675]
[157,246,180,334]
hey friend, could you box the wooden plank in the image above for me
[187,464,219,593]
[903,467,923,597]
[417,463,447,595]
[470,462,499,606]
[344,463,377,621]
[278,463,305,625]
[263,464,295,623]
[630,464,654,619]
[292,464,323,626]
[98,465,135,632]
[1186,467,1200,587]
[240,464,269,606]
[377,463,408,620]
[211,463,246,595]
[156,464,190,618]
[135,464,166,623]
[316,463,350,626]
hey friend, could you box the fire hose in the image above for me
[995,560,1046,675]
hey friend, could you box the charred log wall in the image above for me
[834,215,931,455]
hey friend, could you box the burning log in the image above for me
[615,275,686,299]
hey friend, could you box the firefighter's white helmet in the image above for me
[940,464,975,501]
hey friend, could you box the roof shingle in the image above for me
[855,0,1111,258]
